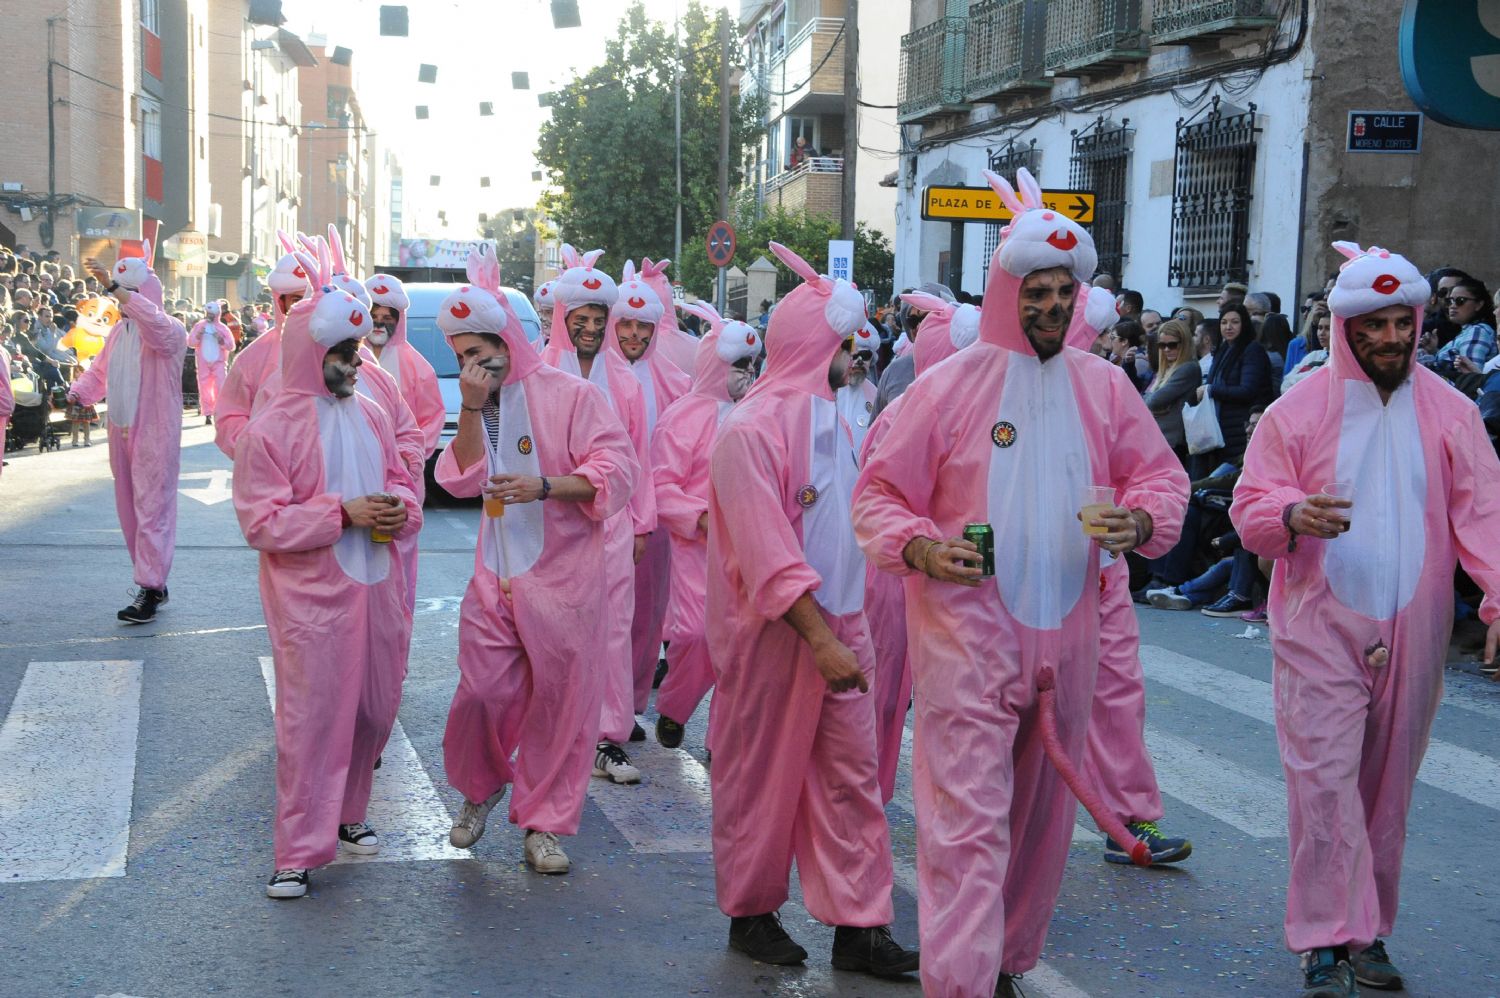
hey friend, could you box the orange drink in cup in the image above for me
[1080,485,1116,537]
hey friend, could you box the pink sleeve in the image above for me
[1230,407,1308,559]
[1447,404,1500,625]
[405,350,446,452]
[624,390,658,534]
[1106,370,1190,558]
[370,401,424,538]
[851,392,947,577]
[69,332,113,407]
[188,321,205,348]
[566,387,638,522]
[0,362,12,421]
[434,441,489,498]
[711,423,822,620]
[214,355,258,459]
[652,409,709,539]
[122,294,185,356]
[232,432,345,554]
[391,394,426,490]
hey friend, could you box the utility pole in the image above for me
[840,0,859,241]
[673,4,683,264]
[716,9,731,314]
[45,16,59,249]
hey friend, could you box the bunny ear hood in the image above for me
[533,280,557,310]
[689,315,762,403]
[268,251,313,296]
[365,274,410,312]
[435,244,542,385]
[914,302,981,376]
[978,167,1097,354]
[748,241,867,403]
[279,239,372,398]
[1324,241,1429,383]
[111,240,164,307]
[1064,284,1120,350]
[552,247,619,312]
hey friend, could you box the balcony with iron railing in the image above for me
[965,0,1049,104]
[1150,0,1278,45]
[762,157,844,222]
[898,17,970,125]
[1044,0,1148,76]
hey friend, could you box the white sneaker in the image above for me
[1147,587,1193,611]
[338,821,379,855]
[450,789,505,848]
[266,868,308,898]
[523,829,571,874]
[593,741,641,784]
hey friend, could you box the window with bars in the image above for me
[1069,117,1132,282]
[983,139,1041,285]
[1168,97,1260,291]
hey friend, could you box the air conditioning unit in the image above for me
[206,203,223,238]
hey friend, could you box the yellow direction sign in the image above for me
[922,185,1095,225]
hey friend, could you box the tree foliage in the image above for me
[477,207,542,296]
[536,1,763,285]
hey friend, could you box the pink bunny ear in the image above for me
[643,257,671,279]
[465,242,495,291]
[277,230,297,254]
[622,259,637,282]
[326,223,349,275]
[317,238,333,287]
[560,244,580,268]
[581,249,605,270]
[483,242,503,291]
[769,241,823,287]
[141,238,154,266]
[1016,167,1044,210]
[296,231,318,259]
[291,250,320,291]
[982,169,1026,217]
[681,299,721,328]
[901,291,952,314]
[1331,241,1366,262]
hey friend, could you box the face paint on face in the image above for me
[727,356,756,401]
[1348,305,1415,392]
[615,317,654,362]
[368,305,398,346]
[1018,267,1077,360]
[849,349,872,384]
[568,304,608,359]
[828,342,852,393]
[322,339,362,398]
[278,292,304,315]
[451,333,511,386]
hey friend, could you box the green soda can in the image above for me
[963,523,995,577]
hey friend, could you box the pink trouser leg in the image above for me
[629,530,671,713]
[654,635,714,726]
[597,512,637,743]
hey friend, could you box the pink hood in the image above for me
[436,243,544,386]
[283,237,375,397]
[604,263,667,361]
[540,244,620,358]
[638,257,700,374]
[901,293,982,376]
[366,272,412,348]
[1324,240,1429,384]
[1064,284,1121,351]
[681,300,763,404]
[744,241,867,403]
[975,167,1097,354]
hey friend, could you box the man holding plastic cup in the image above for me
[852,168,1187,997]
[1233,242,1500,998]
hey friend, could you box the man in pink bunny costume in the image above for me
[365,273,444,457]
[707,241,918,978]
[436,245,637,875]
[540,245,655,783]
[232,238,421,899]
[836,321,880,452]
[1061,285,1194,868]
[188,301,235,424]
[858,293,979,803]
[70,243,188,623]
[609,263,691,719]
[1232,241,1500,997]
[215,235,310,459]
[851,168,1187,997]
[651,300,761,749]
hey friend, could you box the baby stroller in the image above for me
[7,385,63,453]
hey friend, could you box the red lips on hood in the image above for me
[349,310,364,327]
[583,277,602,290]
[450,300,472,319]
[1046,230,1079,251]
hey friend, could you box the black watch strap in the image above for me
[106,282,120,293]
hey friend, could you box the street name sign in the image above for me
[1346,111,1423,153]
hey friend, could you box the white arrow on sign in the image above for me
[178,470,233,505]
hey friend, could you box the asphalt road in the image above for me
[2,419,1498,997]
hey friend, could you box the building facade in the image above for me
[894,0,1500,315]
[737,0,903,241]
[297,40,379,277]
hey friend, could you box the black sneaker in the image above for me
[118,587,168,624]
[204,415,213,425]
[337,821,379,855]
[1104,820,1192,865]
[653,659,669,688]
[728,912,808,966]
[629,721,646,742]
[656,715,686,749]
[1201,592,1254,618]
[1131,577,1169,605]
[265,868,308,899]
[831,924,919,978]
[996,973,1027,998]
[1300,948,1357,998]
[1353,939,1403,991]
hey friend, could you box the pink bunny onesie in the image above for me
[851,168,1188,995]
[215,237,311,458]
[231,239,421,871]
[637,256,699,375]
[0,349,12,478]
[707,241,895,927]
[609,264,692,713]
[859,295,980,804]
[540,246,656,745]
[1231,242,1500,955]
[652,301,762,732]
[836,322,880,453]
[367,273,445,455]
[436,245,637,832]
[188,308,235,417]
[69,241,188,591]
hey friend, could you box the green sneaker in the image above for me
[1300,948,1357,998]
[1103,820,1192,865]
[1353,939,1404,991]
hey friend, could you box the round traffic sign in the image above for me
[706,220,736,268]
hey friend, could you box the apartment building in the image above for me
[894,0,1500,313]
[297,41,384,277]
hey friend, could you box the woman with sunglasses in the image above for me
[1430,276,1497,384]
[1140,319,1201,466]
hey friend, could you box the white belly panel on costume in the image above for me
[481,381,545,580]
[106,322,143,428]
[803,395,865,615]
[318,395,391,585]
[986,353,1092,630]
[200,328,221,364]
[379,346,401,389]
[634,362,658,436]
[1325,379,1426,621]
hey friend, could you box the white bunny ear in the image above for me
[1331,241,1366,262]
[292,251,320,291]
[277,230,297,254]
[622,260,637,282]
[327,223,349,275]
[141,238,154,266]
[982,169,1026,217]
[560,244,580,268]
[769,241,823,287]
[900,291,951,314]
[582,249,605,269]
[1016,167,1044,210]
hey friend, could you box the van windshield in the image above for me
[403,316,459,377]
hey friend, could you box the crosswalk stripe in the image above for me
[586,727,714,853]
[0,661,143,882]
[1140,645,1500,815]
[1143,725,1285,837]
[256,656,468,864]
[1434,677,1500,723]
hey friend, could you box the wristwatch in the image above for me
[106,282,120,293]
[539,476,552,501]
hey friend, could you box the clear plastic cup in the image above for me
[484,494,506,518]
[1320,481,1354,532]
[1080,485,1116,537]
[370,492,396,543]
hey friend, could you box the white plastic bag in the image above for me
[1182,398,1224,455]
